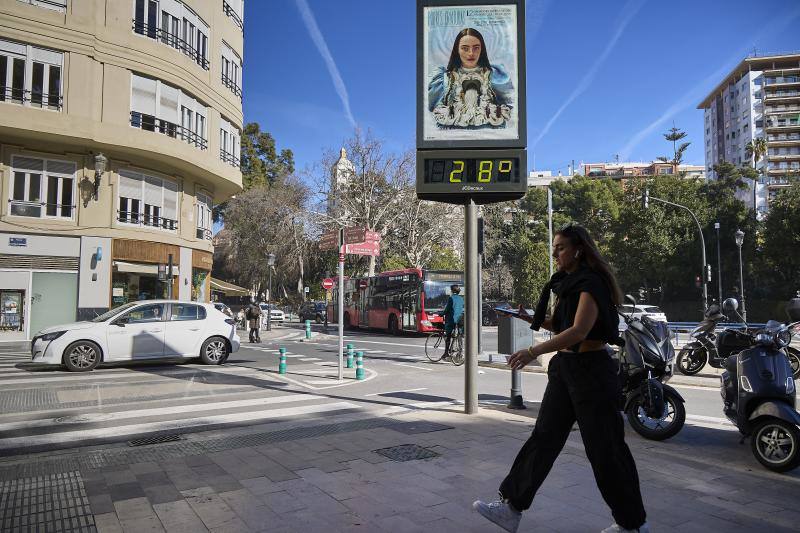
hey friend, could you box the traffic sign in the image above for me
[322,278,335,290]
[345,241,380,256]
[359,279,368,290]
[319,230,341,251]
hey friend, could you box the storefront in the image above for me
[111,239,180,307]
[192,249,212,302]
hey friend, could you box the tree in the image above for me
[745,137,768,170]
[761,180,800,294]
[386,195,463,269]
[657,125,691,172]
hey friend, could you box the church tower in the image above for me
[328,147,354,217]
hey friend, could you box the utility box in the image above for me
[498,315,534,355]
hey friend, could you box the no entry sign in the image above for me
[322,278,335,290]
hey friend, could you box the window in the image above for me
[223,0,244,30]
[133,0,209,70]
[118,169,179,231]
[170,303,206,321]
[130,73,207,150]
[196,192,212,240]
[219,117,241,168]
[221,41,242,99]
[0,39,62,110]
[122,303,166,323]
[9,156,75,219]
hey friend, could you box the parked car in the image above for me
[30,301,240,372]
[482,301,513,326]
[259,303,285,323]
[213,302,233,317]
[299,301,327,323]
[618,304,668,330]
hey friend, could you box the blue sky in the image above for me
[243,0,800,178]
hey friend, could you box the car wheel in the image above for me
[200,337,228,365]
[63,340,101,372]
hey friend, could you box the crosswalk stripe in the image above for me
[0,401,360,451]
[0,394,327,432]
[300,357,321,361]
[0,365,254,386]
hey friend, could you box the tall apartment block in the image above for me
[0,0,245,340]
[698,53,800,217]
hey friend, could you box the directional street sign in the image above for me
[319,230,340,251]
[345,241,380,256]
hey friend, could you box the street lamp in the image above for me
[643,189,708,311]
[714,222,722,305]
[266,253,276,331]
[735,229,747,322]
[496,254,503,299]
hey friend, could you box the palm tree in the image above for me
[744,137,768,171]
[657,125,691,173]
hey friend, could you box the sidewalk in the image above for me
[1,401,797,532]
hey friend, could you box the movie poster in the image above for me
[423,4,519,143]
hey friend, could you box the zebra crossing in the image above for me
[0,350,367,456]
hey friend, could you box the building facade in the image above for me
[0,0,244,340]
[697,53,799,217]
[583,162,705,182]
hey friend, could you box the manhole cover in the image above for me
[55,413,114,424]
[373,444,440,462]
[128,434,183,447]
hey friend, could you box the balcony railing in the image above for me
[9,199,74,218]
[767,152,800,160]
[765,121,800,130]
[220,149,241,168]
[0,86,62,110]
[118,210,178,231]
[765,76,800,85]
[196,227,212,240]
[130,112,208,150]
[132,20,210,70]
[223,1,244,30]
[221,73,242,99]
[16,0,66,11]
[768,134,800,142]
[764,90,800,100]
[765,106,800,115]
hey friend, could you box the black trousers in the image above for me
[499,350,646,530]
[249,327,260,343]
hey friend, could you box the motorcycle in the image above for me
[615,296,686,440]
[720,299,800,472]
[677,303,800,379]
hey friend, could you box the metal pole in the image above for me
[715,222,722,305]
[338,232,344,381]
[478,255,482,355]
[167,254,173,299]
[547,187,554,277]
[267,268,272,331]
[738,243,747,322]
[465,199,479,414]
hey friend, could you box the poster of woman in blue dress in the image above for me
[423,4,519,142]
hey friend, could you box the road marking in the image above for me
[0,402,360,451]
[364,387,427,397]
[365,350,387,354]
[398,355,424,360]
[393,363,433,371]
[313,362,337,366]
[306,379,347,385]
[0,394,327,432]
[300,357,321,361]
[0,365,254,385]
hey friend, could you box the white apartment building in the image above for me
[698,53,800,217]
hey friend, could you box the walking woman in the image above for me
[474,224,648,533]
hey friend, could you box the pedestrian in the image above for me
[443,284,464,359]
[245,299,261,343]
[473,223,648,533]
[236,308,246,330]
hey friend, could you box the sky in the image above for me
[243,0,800,179]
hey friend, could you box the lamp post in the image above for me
[93,153,107,200]
[496,254,503,299]
[735,229,747,322]
[266,253,276,331]
[714,222,722,305]
[643,189,708,311]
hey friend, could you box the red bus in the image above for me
[328,268,463,334]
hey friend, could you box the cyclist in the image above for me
[443,284,464,359]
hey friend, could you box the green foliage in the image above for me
[762,181,800,294]
[428,246,463,271]
[241,122,295,190]
[511,235,549,306]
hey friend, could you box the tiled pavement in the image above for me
[2,404,800,532]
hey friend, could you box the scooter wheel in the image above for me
[751,418,800,473]
[626,388,686,441]
[676,346,706,376]
[786,347,800,381]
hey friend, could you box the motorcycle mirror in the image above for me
[625,294,637,306]
[722,298,739,314]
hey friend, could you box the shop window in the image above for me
[117,169,178,231]
[171,303,206,321]
[0,38,62,110]
[9,156,75,219]
[192,269,208,301]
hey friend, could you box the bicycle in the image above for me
[425,324,464,365]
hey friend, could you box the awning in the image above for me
[113,261,180,276]
[210,277,250,296]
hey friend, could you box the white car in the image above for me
[259,304,285,323]
[30,300,240,372]
[618,304,668,330]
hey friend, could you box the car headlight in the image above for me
[777,329,792,348]
[40,331,67,341]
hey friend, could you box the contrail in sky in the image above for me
[294,0,357,130]
[531,0,645,147]
[617,4,800,160]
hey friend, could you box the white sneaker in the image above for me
[473,499,521,533]
[601,522,650,533]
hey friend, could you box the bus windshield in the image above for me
[423,280,461,314]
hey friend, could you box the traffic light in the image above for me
[706,264,712,283]
[642,189,650,209]
[695,275,701,288]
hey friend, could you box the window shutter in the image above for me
[119,172,143,200]
[46,160,76,176]
[131,74,157,116]
[144,176,162,206]
[162,180,178,220]
[12,156,44,172]
[159,83,180,124]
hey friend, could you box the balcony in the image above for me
[221,73,242,99]
[117,210,178,231]
[767,152,800,161]
[130,112,208,151]
[223,1,244,30]
[765,121,800,132]
[763,90,800,102]
[131,20,209,71]
[768,134,800,145]
[764,76,800,87]
[196,227,212,240]
[764,105,800,115]
[0,85,62,111]
[220,149,241,168]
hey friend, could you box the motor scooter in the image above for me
[720,298,800,472]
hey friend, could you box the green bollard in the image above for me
[346,344,354,368]
[305,320,312,339]
[279,347,287,374]
[356,351,365,380]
